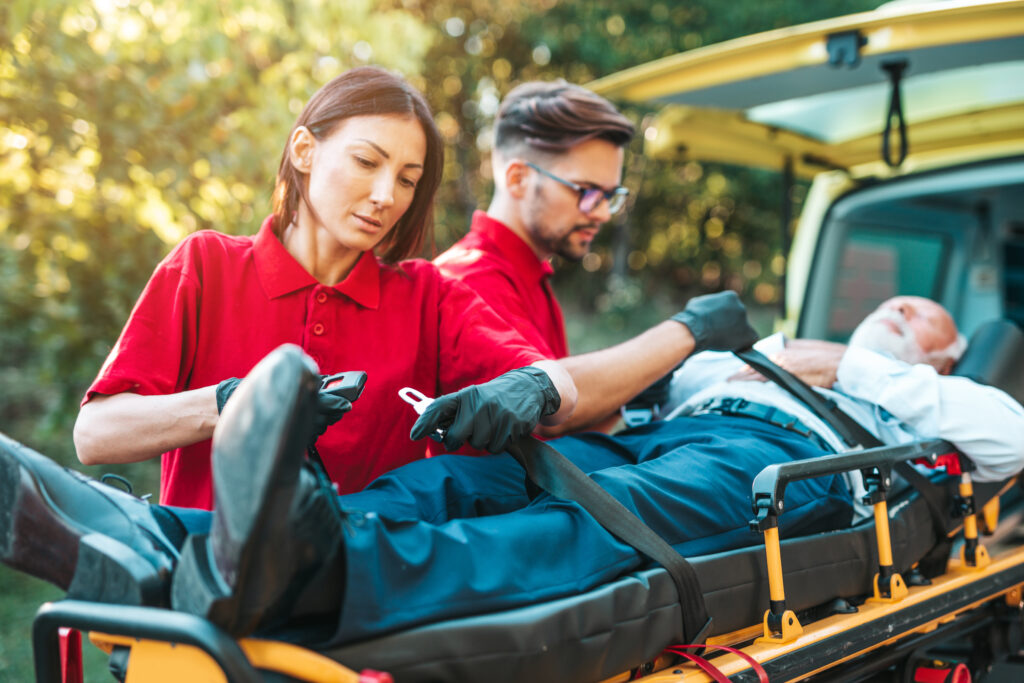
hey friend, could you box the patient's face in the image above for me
[848,296,957,365]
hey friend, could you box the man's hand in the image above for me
[410,367,561,453]
[730,339,847,388]
[671,291,759,355]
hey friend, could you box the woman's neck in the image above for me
[281,219,362,286]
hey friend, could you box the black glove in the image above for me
[215,377,242,413]
[670,291,759,354]
[309,388,352,447]
[217,375,351,446]
[409,366,561,453]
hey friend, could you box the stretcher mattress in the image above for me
[319,478,958,683]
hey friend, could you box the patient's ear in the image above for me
[937,357,955,375]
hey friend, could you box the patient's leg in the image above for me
[586,414,852,558]
[339,454,530,523]
[322,414,850,646]
[337,434,637,523]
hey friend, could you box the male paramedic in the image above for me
[2,297,1023,646]
[435,80,695,434]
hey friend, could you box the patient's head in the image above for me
[848,296,966,374]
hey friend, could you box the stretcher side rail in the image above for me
[749,438,954,526]
[32,600,263,683]
[748,437,971,642]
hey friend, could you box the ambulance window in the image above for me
[826,226,949,341]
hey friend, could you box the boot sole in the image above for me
[0,437,80,588]
[0,433,168,605]
[172,344,318,634]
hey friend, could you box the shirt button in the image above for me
[316,292,328,304]
[313,323,325,336]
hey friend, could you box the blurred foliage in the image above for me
[393,0,879,338]
[0,0,879,459]
[1,0,883,678]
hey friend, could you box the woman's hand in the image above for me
[410,365,571,454]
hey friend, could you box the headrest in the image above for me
[952,319,1024,403]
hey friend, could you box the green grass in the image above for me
[0,566,112,681]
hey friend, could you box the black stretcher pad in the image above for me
[321,482,946,683]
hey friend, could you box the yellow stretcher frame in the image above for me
[32,448,1024,682]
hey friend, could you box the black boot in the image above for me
[0,433,178,606]
[171,344,327,636]
[247,461,347,643]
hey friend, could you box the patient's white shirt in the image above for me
[663,333,1024,484]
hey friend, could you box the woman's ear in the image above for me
[288,126,316,173]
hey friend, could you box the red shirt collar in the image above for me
[253,216,381,309]
[470,211,554,280]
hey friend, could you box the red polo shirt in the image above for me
[85,217,543,509]
[435,212,569,359]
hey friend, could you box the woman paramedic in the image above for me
[72,66,577,510]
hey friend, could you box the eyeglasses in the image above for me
[525,162,629,215]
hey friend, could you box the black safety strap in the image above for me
[506,436,712,645]
[734,348,879,448]
[735,348,951,538]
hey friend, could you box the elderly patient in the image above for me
[2,296,1023,648]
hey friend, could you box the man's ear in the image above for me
[503,158,530,200]
[937,357,955,375]
[288,126,316,173]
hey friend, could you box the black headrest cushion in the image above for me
[952,319,1024,403]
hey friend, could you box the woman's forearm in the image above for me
[73,387,220,465]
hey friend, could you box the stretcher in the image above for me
[26,320,1024,683]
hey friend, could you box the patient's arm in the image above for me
[837,346,1024,481]
[730,339,847,388]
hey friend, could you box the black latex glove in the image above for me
[218,375,350,445]
[409,366,561,453]
[215,377,242,413]
[309,388,352,447]
[670,291,759,355]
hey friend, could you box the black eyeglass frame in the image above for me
[525,161,629,215]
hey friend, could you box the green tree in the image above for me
[1,2,434,677]
[0,0,434,460]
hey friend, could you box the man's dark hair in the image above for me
[494,80,634,157]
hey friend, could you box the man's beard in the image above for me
[848,308,925,364]
[524,187,597,261]
[550,226,594,262]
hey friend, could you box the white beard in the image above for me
[848,309,926,364]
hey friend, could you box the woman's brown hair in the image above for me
[271,66,443,263]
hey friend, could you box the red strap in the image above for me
[665,644,769,683]
[58,627,83,683]
[913,452,962,475]
[670,652,731,682]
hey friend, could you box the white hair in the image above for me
[849,306,965,372]
[922,332,967,370]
